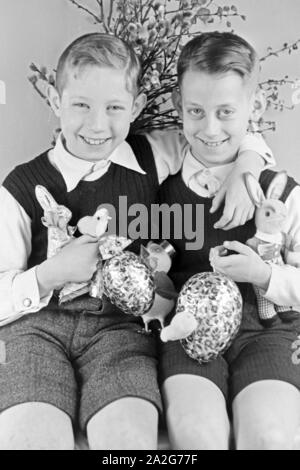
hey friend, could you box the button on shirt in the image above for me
[0,130,283,326]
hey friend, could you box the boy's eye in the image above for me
[188,108,204,118]
[218,109,234,118]
[108,105,125,111]
[73,102,89,109]
[265,211,271,217]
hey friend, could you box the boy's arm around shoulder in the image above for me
[238,132,275,177]
[212,133,275,230]
[0,186,53,326]
[144,129,188,184]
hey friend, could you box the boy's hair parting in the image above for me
[56,33,141,96]
[177,31,259,89]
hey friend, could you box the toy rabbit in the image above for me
[35,186,118,303]
[35,185,76,258]
[244,171,294,326]
[35,185,92,302]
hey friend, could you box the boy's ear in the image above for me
[130,93,147,122]
[250,87,266,122]
[47,85,61,118]
[172,88,183,118]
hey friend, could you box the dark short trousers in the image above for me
[0,297,162,431]
[159,297,300,404]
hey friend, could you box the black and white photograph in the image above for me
[0,0,300,452]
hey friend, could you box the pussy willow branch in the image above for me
[260,39,300,61]
[106,0,114,30]
[67,0,103,24]
[259,79,296,87]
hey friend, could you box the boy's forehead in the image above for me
[61,64,130,97]
[181,70,254,104]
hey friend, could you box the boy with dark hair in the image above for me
[159,31,300,450]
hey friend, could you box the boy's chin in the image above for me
[193,148,239,167]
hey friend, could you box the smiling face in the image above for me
[49,65,145,161]
[176,70,256,167]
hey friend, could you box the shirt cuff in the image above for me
[12,266,53,314]
[263,264,298,306]
[239,133,275,168]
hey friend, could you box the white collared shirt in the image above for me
[50,134,147,192]
[1,129,292,326]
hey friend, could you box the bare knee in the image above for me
[0,403,74,450]
[89,423,154,450]
[87,398,158,450]
[166,405,229,450]
[237,427,288,450]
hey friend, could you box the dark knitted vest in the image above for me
[3,135,159,269]
[158,169,298,303]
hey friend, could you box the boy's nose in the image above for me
[202,115,221,138]
[87,109,108,132]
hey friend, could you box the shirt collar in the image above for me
[182,147,236,197]
[49,133,146,192]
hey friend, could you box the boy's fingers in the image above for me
[223,240,251,255]
[221,208,247,231]
[210,187,225,213]
[247,206,255,221]
[214,207,234,229]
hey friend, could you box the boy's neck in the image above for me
[190,148,238,168]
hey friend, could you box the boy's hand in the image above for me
[211,172,254,230]
[37,235,99,295]
[211,150,265,230]
[210,241,271,290]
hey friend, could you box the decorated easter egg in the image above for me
[103,251,155,316]
[177,272,243,363]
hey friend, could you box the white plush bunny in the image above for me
[244,171,295,326]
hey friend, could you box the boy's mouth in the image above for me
[198,137,229,148]
[80,136,111,146]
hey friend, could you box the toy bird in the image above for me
[77,207,111,238]
[139,241,178,332]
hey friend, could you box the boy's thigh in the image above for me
[77,321,162,432]
[228,320,300,401]
[0,316,77,421]
[159,339,229,399]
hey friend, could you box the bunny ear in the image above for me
[244,172,265,207]
[266,171,288,200]
[35,185,59,211]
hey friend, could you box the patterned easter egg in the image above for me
[103,251,155,316]
[177,272,243,363]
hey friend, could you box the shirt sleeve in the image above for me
[0,187,53,326]
[263,185,300,308]
[144,129,188,184]
[239,133,275,168]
